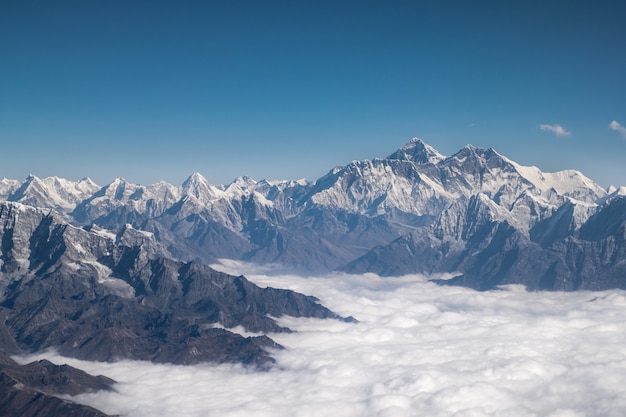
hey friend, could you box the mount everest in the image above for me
[2,137,626,414]
[2,138,624,290]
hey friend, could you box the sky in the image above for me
[18,262,626,417]
[2,1,626,188]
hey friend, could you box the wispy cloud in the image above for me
[18,264,626,417]
[609,120,626,139]
[539,124,571,137]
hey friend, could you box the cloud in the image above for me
[539,124,571,137]
[609,120,626,139]
[16,264,626,417]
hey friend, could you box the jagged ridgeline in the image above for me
[2,138,625,291]
[2,138,626,414]
[0,203,352,364]
[0,202,354,415]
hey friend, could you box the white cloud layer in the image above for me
[539,124,571,137]
[609,120,626,139]
[16,262,626,417]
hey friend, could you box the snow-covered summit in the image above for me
[71,177,182,225]
[0,178,22,200]
[597,185,626,205]
[1,136,624,284]
[387,138,446,164]
[304,139,610,236]
[182,172,222,202]
[6,175,100,213]
[509,162,606,203]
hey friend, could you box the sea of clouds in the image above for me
[16,260,626,417]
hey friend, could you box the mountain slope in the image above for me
[2,138,625,290]
[342,193,626,290]
[0,202,352,369]
[0,349,116,417]
[8,175,100,215]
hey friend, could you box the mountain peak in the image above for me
[182,172,221,201]
[387,137,445,164]
[109,177,129,185]
[449,144,505,164]
[79,176,98,186]
[183,172,209,187]
[230,176,257,186]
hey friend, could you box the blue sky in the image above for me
[1,1,625,187]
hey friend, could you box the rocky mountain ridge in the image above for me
[0,349,116,417]
[2,137,625,416]
[0,202,352,364]
[2,138,625,290]
[0,201,353,415]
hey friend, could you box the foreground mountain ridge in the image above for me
[0,201,351,362]
[0,201,353,415]
[2,138,626,290]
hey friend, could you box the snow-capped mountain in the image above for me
[1,138,625,290]
[0,177,22,200]
[0,199,356,411]
[5,175,100,214]
[71,177,181,226]
[386,136,446,164]
[0,201,350,363]
[303,140,604,227]
[2,138,625,416]
[335,141,624,290]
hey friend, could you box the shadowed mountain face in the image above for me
[0,202,353,415]
[2,138,626,292]
[0,203,352,370]
[1,138,626,415]
[0,349,115,417]
[342,193,626,291]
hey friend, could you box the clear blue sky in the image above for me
[2,1,625,187]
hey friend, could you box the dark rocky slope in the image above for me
[0,349,115,417]
[3,139,626,292]
[343,195,626,291]
[0,202,352,368]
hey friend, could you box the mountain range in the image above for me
[2,138,625,291]
[0,195,352,415]
[2,137,626,414]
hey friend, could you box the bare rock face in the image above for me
[2,138,626,292]
[0,202,353,370]
[343,194,626,291]
[1,354,115,396]
[1,138,626,415]
[54,140,605,275]
[0,349,116,417]
[0,200,355,415]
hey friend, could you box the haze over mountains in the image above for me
[2,137,626,415]
[2,138,625,291]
